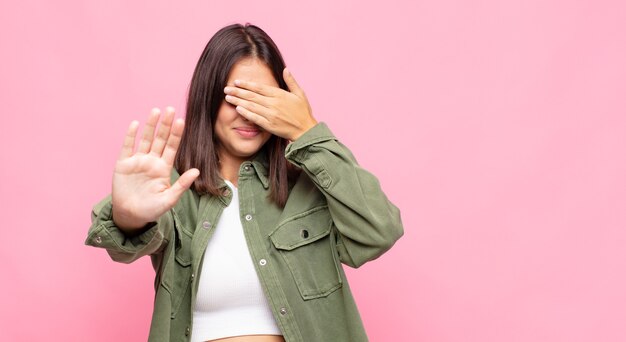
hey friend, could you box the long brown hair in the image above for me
[175,23,296,207]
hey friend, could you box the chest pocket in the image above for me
[270,206,343,300]
[160,220,193,319]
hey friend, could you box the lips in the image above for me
[234,126,261,138]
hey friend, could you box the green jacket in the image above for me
[85,123,403,342]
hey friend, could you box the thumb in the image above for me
[168,168,200,200]
[283,68,304,97]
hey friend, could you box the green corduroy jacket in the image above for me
[85,123,403,342]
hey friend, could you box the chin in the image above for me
[239,138,269,153]
[234,145,264,158]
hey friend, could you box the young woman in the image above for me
[86,23,403,342]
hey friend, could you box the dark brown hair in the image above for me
[175,23,296,207]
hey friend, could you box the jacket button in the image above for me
[259,259,267,266]
[244,165,251,171]
[191,273,195,281]
[202,221,211,229]
[279,307,287,315]
[245,214,252,221]
[95,236,102,244]
[185,326,190,336]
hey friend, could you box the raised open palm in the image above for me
[112,107,199,231]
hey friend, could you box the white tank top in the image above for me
[191,180,282,342]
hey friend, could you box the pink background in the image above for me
[1,0,625,341]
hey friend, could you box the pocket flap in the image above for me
[173,216,192,266]
[270,206,332,251]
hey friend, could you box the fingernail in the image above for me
[224,87,232,94]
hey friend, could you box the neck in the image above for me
[218,152,245,187]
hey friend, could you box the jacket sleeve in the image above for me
[285,122,404,268]
[84,195,173,264]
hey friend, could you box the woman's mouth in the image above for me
[234,127,261,138]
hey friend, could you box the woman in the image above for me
[86,23,403,342]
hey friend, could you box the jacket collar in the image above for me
[213,149,269,206]
[250,148,270,190]
[170,147,271,199]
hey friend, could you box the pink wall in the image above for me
[1,0,625,341]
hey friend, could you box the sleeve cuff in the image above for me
[85,198,160,253]
[285,122,336,163]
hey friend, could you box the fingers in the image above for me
[120,106,181,161]
[150,106,176,156]
[168,168,200,201]
[283,68,305,97]
[161,118,185,167]
[234,105,270,128]
[119,120,139,160]
[137,108,161,153]
[224,95,272,118]
[224,86,272,107]
[232,79,280,97]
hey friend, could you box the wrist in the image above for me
[291,119,318,141]
[112,206,150,233]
